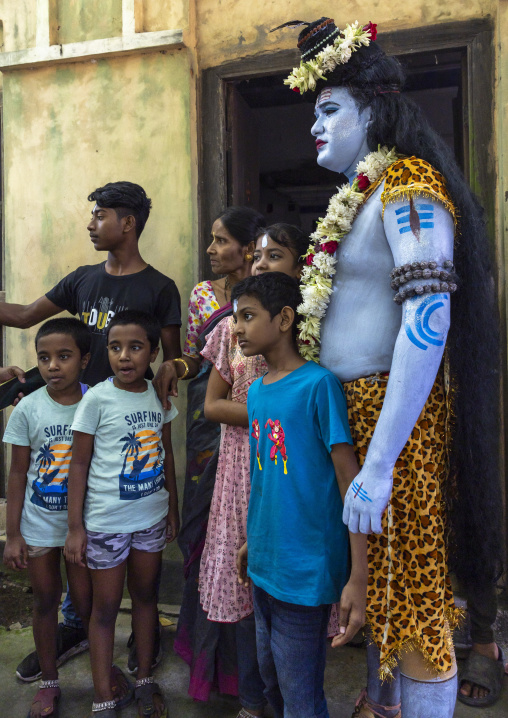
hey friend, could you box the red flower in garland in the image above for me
[357,173,370,192]
[363,22,377,41]
[321,241,339,255]
[306,253,315,265]
[292,87,301,93]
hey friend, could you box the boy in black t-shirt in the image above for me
[0,181,182,685]
[0,181,181,385]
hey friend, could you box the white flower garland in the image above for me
[298,146,399,361]
[285,21,376,95]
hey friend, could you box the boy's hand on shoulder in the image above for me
[331,573,367,648]
[236,542,249,587]
[154,361,179,407]
[64,527,87,567]
[166,505,180,543]
[3,535,28,571]
[0,365,25,385]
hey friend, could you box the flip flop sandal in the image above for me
[27,684,61,718]
[352,687,401,718]
[458,645,505,708]
[135,680,167,718]
[111,664,134,709]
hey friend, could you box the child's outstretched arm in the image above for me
[331,443,368,647]
[64,431,93,567]
[3,445,31,570]
[204,366,249,427]
[162,422,179,542]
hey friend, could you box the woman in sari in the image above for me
[155,206,265,702]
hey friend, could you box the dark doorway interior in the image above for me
[226,48,465,235]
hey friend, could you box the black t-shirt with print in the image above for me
[46,262,181,385]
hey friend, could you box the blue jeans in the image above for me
[236,612,266,711]
[252,584,331,718]
[61,582,83,629]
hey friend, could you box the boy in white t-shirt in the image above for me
[64,310,179,718]
[3,318,92,718]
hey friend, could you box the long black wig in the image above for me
[295,18,504,589]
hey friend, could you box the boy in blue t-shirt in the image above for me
[3,318,92,718]
[233,273,368,718]
[64,310,179,718]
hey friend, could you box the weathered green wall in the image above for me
[56,0,123,44]
[0,0,37,52]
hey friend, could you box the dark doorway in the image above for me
[226,48,465,236]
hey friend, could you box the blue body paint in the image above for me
[352,480,372,503]
[396,203,434,234]
[405,294,449,350]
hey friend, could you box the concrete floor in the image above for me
[0,610,507,718]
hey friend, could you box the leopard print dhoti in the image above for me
[344,373,460,679]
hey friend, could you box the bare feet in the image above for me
[460,642,500,700]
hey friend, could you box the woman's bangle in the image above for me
[174,357,190,380]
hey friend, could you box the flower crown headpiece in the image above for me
[281,19,377,95]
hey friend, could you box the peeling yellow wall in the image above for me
[143,0,189,32]
[196,0,495,68]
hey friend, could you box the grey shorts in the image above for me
[86,516,167,570]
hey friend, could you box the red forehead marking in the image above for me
[317,88,333,105]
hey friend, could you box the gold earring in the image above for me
[245,254,253,261]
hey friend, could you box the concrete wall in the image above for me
[56,0,123,44]
[0,0,37,53]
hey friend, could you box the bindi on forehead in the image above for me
[317,88,333,106]
[261,235,268,248]
[233,299,238,313]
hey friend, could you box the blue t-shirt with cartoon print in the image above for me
[247,361,352,606]
[3,384,87,547]
[71,379,178,533]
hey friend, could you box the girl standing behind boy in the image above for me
[64,310,179,718]
[199,224,308,717]
[3,318,93,718]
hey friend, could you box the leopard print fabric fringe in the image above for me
[380,156,457,224]
[344,374,461,679]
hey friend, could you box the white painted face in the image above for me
[311,86,371,179]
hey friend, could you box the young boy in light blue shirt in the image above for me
[3,318,92,718]
[234,273,368,718]
[64,309,179,718]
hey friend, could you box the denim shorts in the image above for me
[86,516,167,569]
